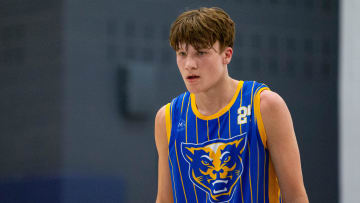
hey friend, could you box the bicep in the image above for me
[260,90,308,202]
[154,105,174,203]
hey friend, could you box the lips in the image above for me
[212,179,229,194]
[186,75,200,82]
[187,75,199,79]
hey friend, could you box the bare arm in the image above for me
[260,90,309,203]
[154,105,174,203]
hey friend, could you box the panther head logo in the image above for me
[181,133,247,202]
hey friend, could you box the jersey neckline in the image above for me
[190,80,244,120]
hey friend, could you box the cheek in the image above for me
[207,58,224,72]
[177,57,186,68]
[176,59,184,74]
[206,65,223,78]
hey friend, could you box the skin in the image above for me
[154,41,308,203]
[260,90,309,203]
[176,42,238,116]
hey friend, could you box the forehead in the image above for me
[178,41,220,51]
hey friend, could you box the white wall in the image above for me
[340,0,360,202]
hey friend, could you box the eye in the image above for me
[201,160,210,166]
[177,51,186,56]
[197,51,207,56]
[223,155,231,163]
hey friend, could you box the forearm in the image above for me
[156,182,174,203]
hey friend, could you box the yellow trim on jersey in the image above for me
[268,157,281,203]
[217,118,220,139]
[254,87,270,148]
[206,120,209,140]
[168,157,178,203]
[256,144,260,203]
[263,150,267,203]
[248,142,253,203]
[250,81,256,107]
[240,179,244,203]
[228,111,231,138]
[181,92,186,114]
[239,87,243,135]
[165,103,172,144]
[196,117,199,144]
[193,184,199,203]
[190,81,244,120]
[175,140,188,203]
[185,96,190,143]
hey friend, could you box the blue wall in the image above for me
[0,0,338,202]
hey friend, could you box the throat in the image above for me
[194,79,239,117]
[197,100,226,116]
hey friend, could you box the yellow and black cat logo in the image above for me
[181,133,247,202]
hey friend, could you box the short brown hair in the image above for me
[169,7,235,52]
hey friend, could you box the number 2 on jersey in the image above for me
[237,105,251,125]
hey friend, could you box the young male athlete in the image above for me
[155,7,308,203]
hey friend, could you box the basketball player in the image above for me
[155,7,308,203]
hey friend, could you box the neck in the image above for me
[194,76,239,116]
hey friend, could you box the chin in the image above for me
[185,85,201,94]
[185,88,196,94]
[185,84,212,94]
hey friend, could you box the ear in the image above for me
[181,143,196,163]
[232,136,247,154]
[223,47,233,64]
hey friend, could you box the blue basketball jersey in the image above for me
[164,81,281,203]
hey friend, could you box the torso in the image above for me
[165,81,281,203]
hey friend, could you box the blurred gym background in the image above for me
[0,0,358,202]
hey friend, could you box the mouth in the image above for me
[212,179,229,194]
[186,75,200,81]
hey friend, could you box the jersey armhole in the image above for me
[254,87,270,148]
[165,103,172,144]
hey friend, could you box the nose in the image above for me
[213,169,224,179]
[184,56,197,70]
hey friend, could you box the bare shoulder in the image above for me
[155,105,167,128]
[154,104,169,153]
[259,89,294,142]
[259,90,288,114]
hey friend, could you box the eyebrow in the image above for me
[201,155,213,161]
